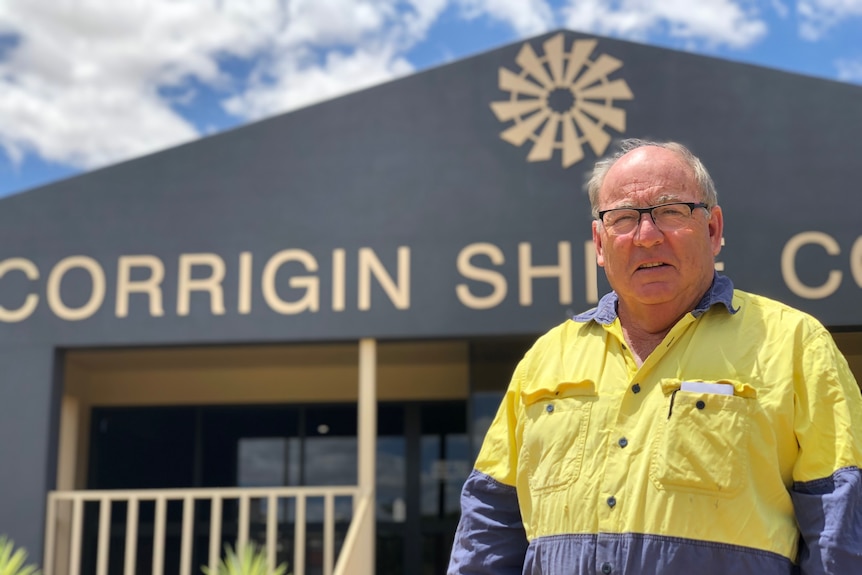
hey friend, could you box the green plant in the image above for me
[201,542,288,575]
[0,536,41,575]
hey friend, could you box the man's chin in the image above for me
[628,284,679,306]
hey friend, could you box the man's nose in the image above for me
[633,212,663,244]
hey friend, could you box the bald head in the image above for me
[586,139,718,218]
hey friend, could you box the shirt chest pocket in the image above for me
[520,380,596,493]
[649,379,756,497]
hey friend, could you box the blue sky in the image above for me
[0,0,860,198]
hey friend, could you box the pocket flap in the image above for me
[521,380,596,404]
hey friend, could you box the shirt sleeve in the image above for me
[790,326,862,574]
[448,365,528,574]
[447,470,527,575]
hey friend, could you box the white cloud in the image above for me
[224,0,558,120]
[0,0,454,171]
[0,0,274,169]
[561,0,768,49]
[220,0,461,122]
[798,0,862,40]
[0,76,198,169]
[222,0,446,121]
[222,45,415,120]
[455,0,556,36]
[835,56,862,82]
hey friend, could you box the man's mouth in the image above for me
[637,262,666,270]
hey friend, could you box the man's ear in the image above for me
[592,220,606,267]
[708,205,724,256]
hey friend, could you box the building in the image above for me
[1,29,860,575]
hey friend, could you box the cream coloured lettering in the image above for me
[0,258,39,322]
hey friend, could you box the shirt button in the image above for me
[632,383,641,394]
[546,404,554,413]
[618,437,628,448]
[696,400,706,410]
[602,562,613,573]
[607,496,616,508]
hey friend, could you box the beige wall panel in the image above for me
[79,365,360,405]
[65,340,468,406]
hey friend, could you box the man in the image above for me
[448,139,862,574]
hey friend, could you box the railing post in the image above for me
[96,499,111,575]
[125,497,139,575]
[238,494,250,552]
[357,338,377,574]
[294,495,306,575]
[267,494,278,572]
[323,494,334,575]
[69,497,83,575]
[209,496,223,570]
[43,494,56,575]
[153,496,166,575]
[180,496,194,575]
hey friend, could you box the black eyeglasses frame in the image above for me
[597,202,709,229]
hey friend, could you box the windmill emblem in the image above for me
[491,33,634,168]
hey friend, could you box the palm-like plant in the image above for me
[201,542,288,575]
[0,536,41,575]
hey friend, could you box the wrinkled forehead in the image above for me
[599,147,699,205]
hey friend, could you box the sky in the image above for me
[0,0,860,198]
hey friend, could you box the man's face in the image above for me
[591,146,723,312]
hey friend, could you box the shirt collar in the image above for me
[573,272,737,325]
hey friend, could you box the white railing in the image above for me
[44,486,364,575]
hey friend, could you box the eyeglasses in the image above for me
[597,202,709,235]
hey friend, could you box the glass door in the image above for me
[88,401,468,575]
[375,402,469,575]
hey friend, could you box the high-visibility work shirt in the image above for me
[449,274,862,574]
